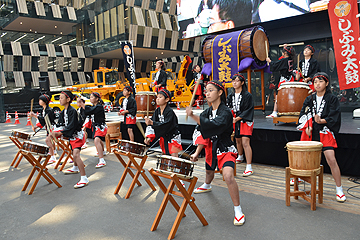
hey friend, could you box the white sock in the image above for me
[246,164,252,172]
[54,150,57,155]
[72,166,79,171]
[99,158,106,164]
[234,205,243,218]
[50,155,56,161]
[336,186,344,195]
[103,150,107,155]
[199,183,211,189]
[80,175,88,183]
[237,154,244,160]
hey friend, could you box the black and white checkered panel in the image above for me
[0,41,87,89]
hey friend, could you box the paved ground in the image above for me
[1,119,360,240]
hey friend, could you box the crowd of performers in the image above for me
[26,50,346,227]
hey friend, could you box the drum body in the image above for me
[277,82,311,116]
[22,141,49,156]
[135,92,156,114]
[11,131,31,140]
[107,121,121,138]
[117,139,146,156]
[202,26,268,65]
[156,155,194,177]
[286,141,323,170]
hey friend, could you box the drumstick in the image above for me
[45,115,58,144]
[136,121,146,138]
[265,41,269,66]
[185,79,201,121]
[30,99,35,131]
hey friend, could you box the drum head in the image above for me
[137,92,156,95]
[286,141,323,150]
[120,139,146,147]
[160,155,194,165]
[252,29,268,63]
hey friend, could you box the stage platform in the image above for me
[106,110,360,177]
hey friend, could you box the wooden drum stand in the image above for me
[54,138,74,171]
[148,168,208,240]
[113,149,156,199]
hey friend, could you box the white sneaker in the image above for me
[236,155,244,163]
[81,143,87,149]
[266,112,278,118]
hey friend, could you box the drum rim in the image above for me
[159,155,195,164]
[119,139,147,147]
[136,91,157,95]
[286,141,323,149]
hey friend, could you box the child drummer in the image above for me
[118,86,137,142]
[84,92,108,168]
[51,91,89,188]
[266,45,296,118]
[186,80,245,226]
[30,94,57,164]
[295,44,321,91]
[226,74,254,176]
[144,89,182,157]
[297,72,346,202]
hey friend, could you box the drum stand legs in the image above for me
[54,139,74,171]
[149,168,208,240]
[285,166,323,211]
[113,150,156,199]
[20,150,62,195]
[9,137,26,168]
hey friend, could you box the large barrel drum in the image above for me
[135,92,156,115]
[277,82,311,116]
[202,26,269,65]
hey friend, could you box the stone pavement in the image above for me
[1,120,359,240]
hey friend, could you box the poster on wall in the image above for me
[177,0,331,39]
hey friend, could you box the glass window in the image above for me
[105,70,119,85]
[149,0,156,10]
[31,57,40,71]
[97,71,103,83]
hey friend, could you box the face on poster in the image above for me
[177,0,330,39]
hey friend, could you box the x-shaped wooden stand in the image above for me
[149,168,208,240]
[20,150,62,195]
[113,150,156,199]
[9,136,28,168]
[54,139,73,171]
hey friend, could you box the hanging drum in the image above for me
[202,26,269,65]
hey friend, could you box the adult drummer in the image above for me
[150,60,167,93]
[118,86,137,142]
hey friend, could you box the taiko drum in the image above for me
[286,141,323,170]
[277,82,311,116]
[135,92,157,114]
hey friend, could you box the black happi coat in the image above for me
[38,105,55,127]
[198,102,236,166]
[121,95,137,123]
[84,104,106,127]
[151,104,180,153]
[155,70,167,88]
[298,92,341,140]
[299,57,321,79]
[270,57,294,80]
[226,90,254,122]
[57,106,84,139]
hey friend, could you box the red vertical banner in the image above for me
[328,0,360,90]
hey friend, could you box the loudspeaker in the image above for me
[39,76,50,93]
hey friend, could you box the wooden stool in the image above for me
[285,165,323,211]
[54,138,73,171]
[149,168,208,240]
[9,131,32,168]
[20,145,62,195]
[113,149,156,199]
[105,121,122,153]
